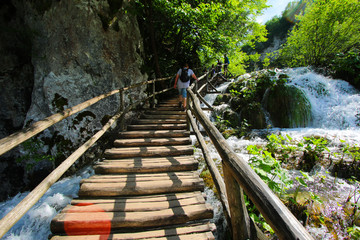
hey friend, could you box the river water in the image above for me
[198,67,360,239]
[1,67,359,239]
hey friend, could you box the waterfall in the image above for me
[285,67,360,129]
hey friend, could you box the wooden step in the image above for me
[51,201,213,234]
[94,156,198,173]
[114,137,190,147]
[127,123,187,130]
[142,114,186,119]
[50,222,216,240]
[104,145,193,158]
[117,130,190,138]
[71,191,205,205]
[78,172,204,197]
[147,107,182,111]
[145,110,186,115]
[133,119,187,124]
[63,195,205,213]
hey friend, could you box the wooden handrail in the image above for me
[187,76,313,239]
[0,77,172,238]
[0,77,171,157]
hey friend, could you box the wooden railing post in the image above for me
[152,79,156,108]
[120,90,124,111]
[223,161,253,240]
[119,89,125,130]
[206,71,209,93]
[186,89,191,131]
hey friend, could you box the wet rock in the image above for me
[264,84,312,128]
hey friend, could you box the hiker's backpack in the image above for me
[180,68,190,82]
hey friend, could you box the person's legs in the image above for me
[181,88,187,109]
[178,89,183,108]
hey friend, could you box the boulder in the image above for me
[264,84,312,128]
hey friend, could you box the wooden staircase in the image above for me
[50,98,216,239]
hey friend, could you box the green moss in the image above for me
[265,85,312,128]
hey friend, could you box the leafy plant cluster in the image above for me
[16,139,55,171]
[245,133,360,239]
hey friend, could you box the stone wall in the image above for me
[0,0,147,200]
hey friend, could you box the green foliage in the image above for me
[347,226,360,240]
[279,0,360,67]
[247,146,293,197]
[330,48,360,90]
[130,0,268,76]
[16,139,55,171]
[246,134,360,238]
[298,136,330,171]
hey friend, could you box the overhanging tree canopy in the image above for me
[130,0,268,77]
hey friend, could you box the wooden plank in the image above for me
[78,178,204,197]
[127,124,187,130]
[100,155,196,164]
[51,203,213,234]
[94,158,197,173]
[117,130,190,138]
[71,192,205,205]
[104,145,193,158]
[145,110,186,115]
[114,137,190,147]
[142,114,186,119]
[50,222,215,240]
[81,171,201,183]
[133,119,187,124]
[62,196,205,213]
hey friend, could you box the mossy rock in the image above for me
[229,97,243,111]
[223,108,240,128]
[264,85,312,128]
[213,93,231,106]
[240,102,266,129]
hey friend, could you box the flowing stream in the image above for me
[197,67,360,239]
[0,167,94,240]
[1,67,360,239]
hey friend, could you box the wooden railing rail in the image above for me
[187,74,314,240]
[0,77,170,157]
[0,77,172,238]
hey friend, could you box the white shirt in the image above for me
[177,68,194,89]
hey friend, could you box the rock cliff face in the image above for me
[0,0,146,200]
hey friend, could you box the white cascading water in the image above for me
[1,67,359,239]
[200,67,360,239]
[0,167,94,240]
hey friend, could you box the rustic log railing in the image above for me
[187,74,314,240]
[0,76,172,238]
